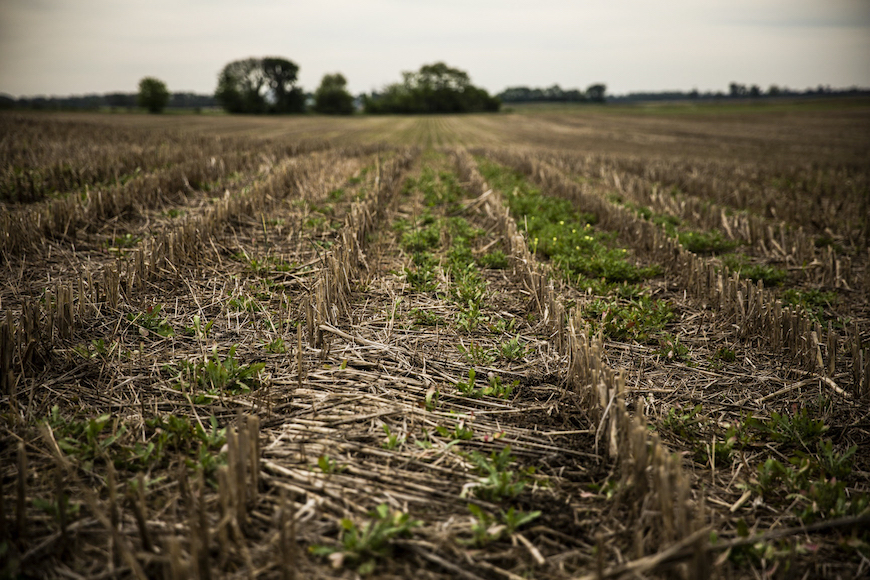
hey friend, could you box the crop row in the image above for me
[483,148,870,399]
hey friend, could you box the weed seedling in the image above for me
[381,425,405,450]
[500,507,541,534]
[458,341,495,365]
[456,368,479,396]
[317,454,345,475]
[721,254,788,286]
[751,409,828,448]
[655,333,690,362]
[410,308,442,326]
[176,344,265,401]
[127,304,174,338]
[498,336,526,361]
[482,375,517,399]
[462,446,531,501]
[478,250,509,269]
[184,314,215,339]
[662,404,704,440]
[263,337,287,353]
[435,422,474,441]
[310,504,422,576]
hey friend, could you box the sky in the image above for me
[1,0,869,98]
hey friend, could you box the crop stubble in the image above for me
[1,106,869,579]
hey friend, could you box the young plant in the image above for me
[435,422,474,441]
[478,250,509,269]
[582,296,673,343]
[482,375,517,400]
[455,301,488,332]
[310,504,422,576]
[177,344,265,400]
[498,336,526,361]
[655,333,690,362]
[410,307,442,327]
[317,454,345,475]
[381,425,405,450]
[500,506,541,534]
[661,404,704,440]
[127,304,174,338]
[263,337,287,353]
[462,446,531,501]
[458,341,496,365]
[456,368,479,396]
[185,314,215,339]
[751,409,828,448]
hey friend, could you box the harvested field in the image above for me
[2,101,870,579]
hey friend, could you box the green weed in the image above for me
[458,341,496,365]
[677,230,740,254]
[662,404,704,440]
[381,425,405,450]
[435,422,474,441]
[404,257,439,293]
[184,314,215,339]
[582,296,674,343]
[127,304,174,338]
[478,250,509,269]
[175,345,265,401]
[455,301,488,332]
[263,337,287,353]
[317,454,345,475]
[488,317,518,335]
[451,264,487,306]
[401,223,440,253]
[655,333,690,362]
[712,347,736,363]
[462,446,533,501]
[456,368,480,396]
[410,307,442,326]
[750,409,828,448]
[782,288,837,322]
[228,296,263,312]
[721,254,789,286]
[498,336,526,361]
[310,504,422,576]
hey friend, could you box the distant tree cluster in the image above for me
[498,83,606,104]
[215,57,306,114]
[313,74,355,115]
[138,77,170,113]
[608,83,868,103]
[362,62,500,114]
[0,89,216,112]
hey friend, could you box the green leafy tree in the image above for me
[585,83,606,103]
[138,77,170,113]
[364,62,500,114]
[313,73,355,114]
[215,57,304,114]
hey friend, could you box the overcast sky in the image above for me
[1,0,868,98]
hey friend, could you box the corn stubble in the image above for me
[1,108,869,579]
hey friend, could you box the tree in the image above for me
[729,82,748,97]
[585,84,606,103]
[313,73,355,114]
[138,77,170,113]
[363,62,499,114]
[215,57,304,114]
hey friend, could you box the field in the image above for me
[1,101,869,579]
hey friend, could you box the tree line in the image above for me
[497,84,606,103]
[6,56,867,115]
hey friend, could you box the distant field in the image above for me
[2,107,869,579]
